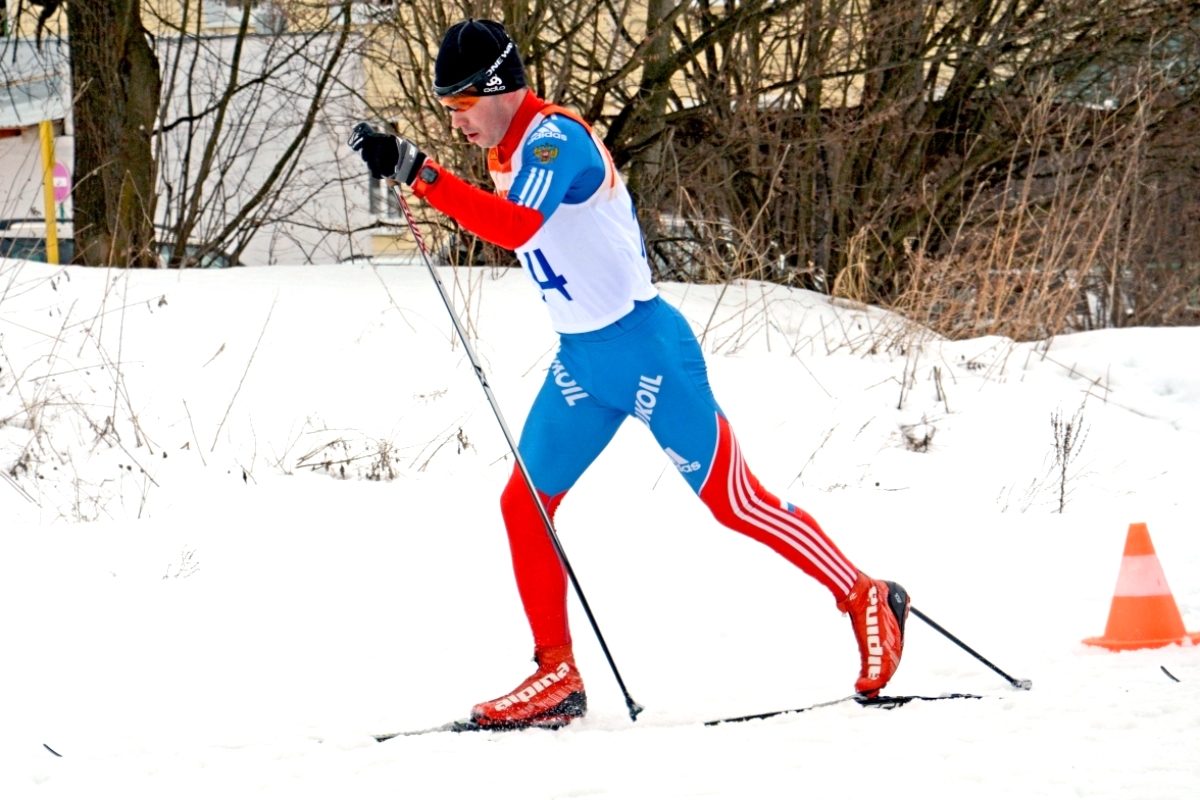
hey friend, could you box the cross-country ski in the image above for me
[372,691,987,742]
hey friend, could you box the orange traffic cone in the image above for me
[1083,523,1200,651]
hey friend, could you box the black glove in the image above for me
[348,123,426,185]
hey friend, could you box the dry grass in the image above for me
[890,75,1174,342]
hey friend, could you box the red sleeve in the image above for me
[411,160,542,250]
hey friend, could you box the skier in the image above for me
[351,18,910,729]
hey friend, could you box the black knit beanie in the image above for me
[434,18,527,97]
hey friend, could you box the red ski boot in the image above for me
[470,644,587,729]
[837,573,910,697]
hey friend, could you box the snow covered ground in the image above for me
[1,260,1198,799]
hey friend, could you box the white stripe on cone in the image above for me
[1113,555,1173,598]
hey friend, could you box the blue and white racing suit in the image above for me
[414,91,861,649]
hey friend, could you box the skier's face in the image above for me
[442,92,518,149]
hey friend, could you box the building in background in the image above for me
[1,4,378,265]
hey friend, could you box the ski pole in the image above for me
[350,122,643,721]
[911,606,1032,690]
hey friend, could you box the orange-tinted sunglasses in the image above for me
[438,94,481,112]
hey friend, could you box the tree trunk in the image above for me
[66,0,161,267]
[623,0,674,209]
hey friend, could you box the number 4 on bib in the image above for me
[523,249,572,301]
